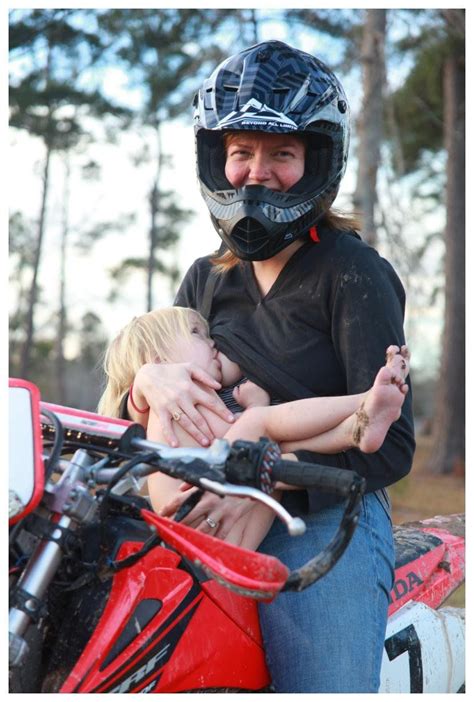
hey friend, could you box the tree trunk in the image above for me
[20,142,52,377]
[56,154,70,404]
[146,123,163,312]
[353,9,386,246]
[249,9,259,43]
[20,42,54,379]
[427,48,465,475]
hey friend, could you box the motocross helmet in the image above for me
[193,40,350,261]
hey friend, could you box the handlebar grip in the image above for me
[272,460,363,497]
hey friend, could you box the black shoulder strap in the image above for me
[200,268,219,321]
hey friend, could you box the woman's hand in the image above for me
[132,362,235,447]
[159,485,256,541]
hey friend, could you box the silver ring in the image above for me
[205,516,218,529]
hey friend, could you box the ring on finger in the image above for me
[205,516,218,529]
[172,410,182,422]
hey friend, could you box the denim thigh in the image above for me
[257,492,395,693]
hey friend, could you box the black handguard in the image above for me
[224,438,281,494]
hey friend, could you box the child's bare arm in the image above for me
[233,380,270,409]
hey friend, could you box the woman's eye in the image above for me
[229,148,250,159]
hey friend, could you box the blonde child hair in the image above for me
[98,306,208,417]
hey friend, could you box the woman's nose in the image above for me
[248,154,271,182]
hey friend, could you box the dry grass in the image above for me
[387,435,465,608]
[388,435,465,523]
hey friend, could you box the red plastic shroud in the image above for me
[60,537,273,693]
[58,518,464,693]
[142,510,289,601]
[389,520,465,616]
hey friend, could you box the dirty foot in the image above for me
[353,346,410,453]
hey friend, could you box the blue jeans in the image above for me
[257,492,395,692]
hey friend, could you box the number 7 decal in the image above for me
[385,624,423,692]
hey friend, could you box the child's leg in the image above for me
[224,392,365,445]
[282,346,410,454]
[226,345,410,455]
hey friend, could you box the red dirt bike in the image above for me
[9,378,465,693]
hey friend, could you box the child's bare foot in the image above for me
[352,345,410,453]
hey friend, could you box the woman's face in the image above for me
[167,314,222,382]
[224,131,305,192]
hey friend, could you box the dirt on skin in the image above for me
[352,403,369,445]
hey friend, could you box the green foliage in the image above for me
[388,11,464,174]
[389,43,444,173]
[107,191,193,291]
[9,9,130,150]
[73,214,136,254]
[96,9,233,122]
[9,211,35,265]
[9,9,102,55]
[285,9,363,72]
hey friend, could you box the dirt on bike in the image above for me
[9,378,465,693]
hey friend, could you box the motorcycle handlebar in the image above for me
[272,458,359,497]
[40,414,366,596]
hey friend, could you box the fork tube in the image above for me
[9,514,72,638]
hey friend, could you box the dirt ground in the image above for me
[387,435,465,608]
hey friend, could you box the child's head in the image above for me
[98,307,217,417]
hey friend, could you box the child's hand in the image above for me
[233,380,270,409]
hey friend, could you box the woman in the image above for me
[125,41,415,692]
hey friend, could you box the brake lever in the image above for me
[199,478,306,536]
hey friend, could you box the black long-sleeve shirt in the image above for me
[175,223,415,512]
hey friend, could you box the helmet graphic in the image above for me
[193,40,350,261]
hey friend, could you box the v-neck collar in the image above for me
[243,239,314,303]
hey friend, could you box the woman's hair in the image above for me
[98,306,208,417]
[211,208,362,273]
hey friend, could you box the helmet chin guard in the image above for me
[203,183,336,261]
[193,41,350,261]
